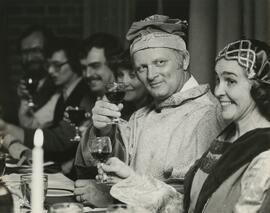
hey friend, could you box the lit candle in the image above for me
[31,129,44,213]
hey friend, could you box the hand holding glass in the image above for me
[23,74,39,108]
[105,82,126,124]
[89,137,112,183]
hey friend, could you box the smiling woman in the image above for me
[95,39,270,213]
[183,39,270,213]
[108,50,150,108]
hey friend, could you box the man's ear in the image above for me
[183,51,190,70]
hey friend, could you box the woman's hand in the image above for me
[96,157,135,185]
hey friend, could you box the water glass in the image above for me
[20,174,48,207]
[0,152,6,177]
[49,202,83,213]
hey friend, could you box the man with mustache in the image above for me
[75,33,124,177]
[0,33,124,179]
[81,33,123,97]
[17,25,57,128]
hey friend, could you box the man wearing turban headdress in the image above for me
[80,15,225,208]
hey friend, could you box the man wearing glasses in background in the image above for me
[0,37,94,178]
[17,25,57,129]
[0,34,124,179]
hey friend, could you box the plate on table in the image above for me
[47,188,74,197]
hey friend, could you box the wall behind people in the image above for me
[83,0,189,44]
[83,0,135,43]
[1,0,189,124]
[188,0,270,88]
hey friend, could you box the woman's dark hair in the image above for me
[46,36,83,75]
[81,32,123,63]
[107,49,132,77]
[249,39,270,121]
[251,81,270,121]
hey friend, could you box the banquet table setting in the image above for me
[0,129,108,213]
[1,156,107,213]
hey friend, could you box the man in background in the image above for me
[17,25,57,128]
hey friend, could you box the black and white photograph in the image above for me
[0,0,269,212]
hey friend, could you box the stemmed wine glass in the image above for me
[23,73,39,108]
[65,106,91,142]
[0,153,6,178]
[89,137,112,183]
[105,82,126,124]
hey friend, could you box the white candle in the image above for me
[31,129,44,213]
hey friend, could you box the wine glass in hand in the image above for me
[105,82,126,124]
[23,74,39,108]
[89,137,112,183]
[65,106,91,142]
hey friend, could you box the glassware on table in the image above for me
[20,174,48,208]
[23,73,39,108]
[49,202,83,213]
[105,82,126,124]
[0,183,14,213]
[65,106,91,142]
[0,152,6,177]
[89,137,112,183]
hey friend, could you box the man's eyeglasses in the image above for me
[46,61,69,72]
[21,47,44,56]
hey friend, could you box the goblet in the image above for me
[65,106,91,142]
[23,74,39,108]
[89,136,112,183]
[105,82,126,124]
[0,152,6,177]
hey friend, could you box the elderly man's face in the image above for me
[133,48,187,102]
[21,32,46,78]
[82,47,115,93]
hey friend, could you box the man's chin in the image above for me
[90,85,103,93]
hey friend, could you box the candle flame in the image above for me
[34,129,44,147]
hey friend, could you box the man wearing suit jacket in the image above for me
[0,37,94,165]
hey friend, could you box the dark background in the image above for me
[0,0,189,124]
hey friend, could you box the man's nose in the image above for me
[147,65,158,81]
[85,67,95,77]
[48,66,56,75]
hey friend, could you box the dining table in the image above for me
[1,155,107,213]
